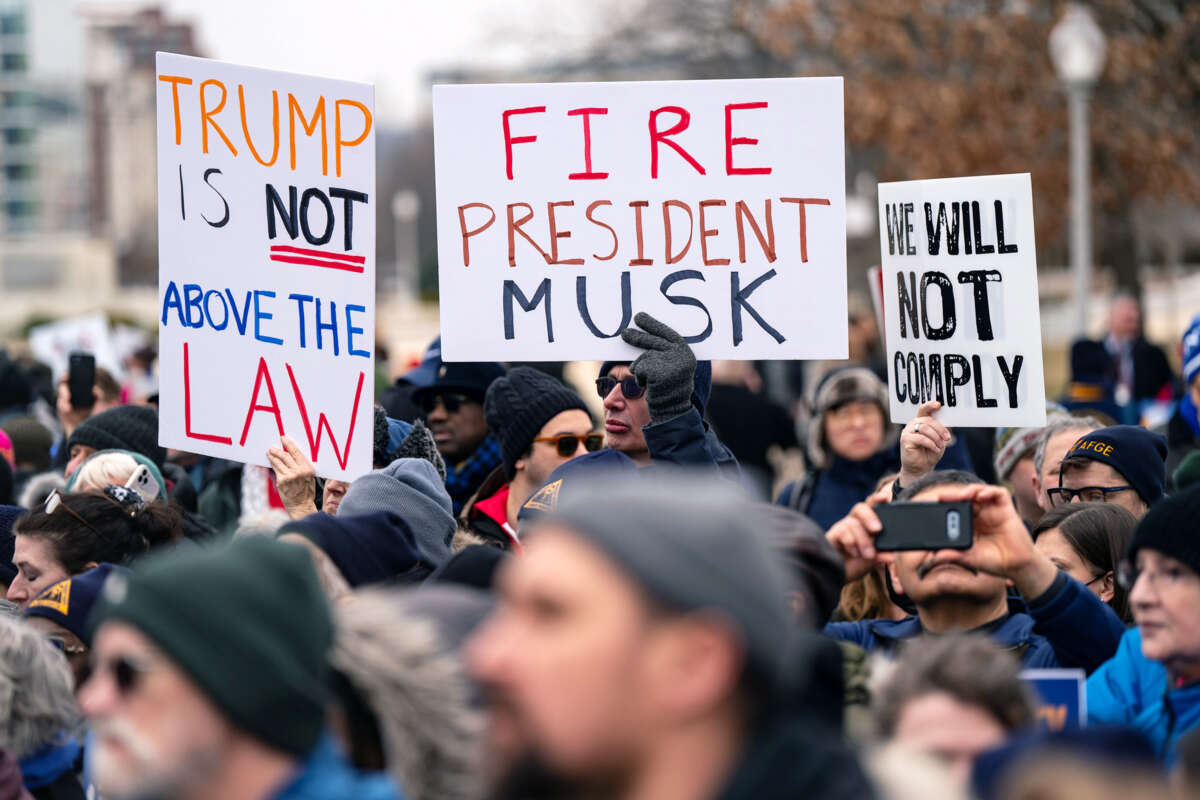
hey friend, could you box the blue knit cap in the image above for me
[23,563,128,646]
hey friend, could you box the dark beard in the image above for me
[491,750,582,800]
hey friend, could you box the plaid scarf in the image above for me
[445,435,502,514]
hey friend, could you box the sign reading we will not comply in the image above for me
[433,77,848,362]
[878,173,1047,427]
[156,52,376,481]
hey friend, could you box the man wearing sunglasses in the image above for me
[411,361,507,513]
[462,367,595,549]
[1053,425,1168,520]
[79,536,400,800]
[597,313,737,474]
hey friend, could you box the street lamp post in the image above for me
[1050,3,1107,338]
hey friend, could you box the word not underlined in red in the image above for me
[268,245,366,274]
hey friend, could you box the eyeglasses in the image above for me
[45,490,105,537]
[532,433,604,457]
[1117,559,1195,591]
[87,653,158,697]
[595,375,645,400]
[1046,485,1135,507]
[420,392,473,415]
[48,636,88,656]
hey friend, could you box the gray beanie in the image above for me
[537,476,795,688]
[338,459,455,566]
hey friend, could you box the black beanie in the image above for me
[1127,484,1200,578]
[1062,425,1168,505]
[67,405,166,468]
[484,367,589,480]
[91,536,333,757]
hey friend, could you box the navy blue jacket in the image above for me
[644,408,741,479]
[825,572,1125,673]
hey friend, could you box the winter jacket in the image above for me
[824,572,1125,673]
[1087,628,1200,766]
[712,713,874,800]
[18,737,82,800]
[643,408,741,479]
[459,468,518,551]
[269,736,402,800]
[777,437,973,531]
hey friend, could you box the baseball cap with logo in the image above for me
[23,563,127,646]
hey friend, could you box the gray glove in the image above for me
[621,312,697,424]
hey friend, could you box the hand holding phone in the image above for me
[873,501,973,552]
[67,352,96,410]
[123,464,160,503]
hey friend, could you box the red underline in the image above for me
[268,254,365,273]
[269,245,366,265]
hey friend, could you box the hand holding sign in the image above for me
[622,312,697,424]
[266,435,318,520]
[898,400,953,486]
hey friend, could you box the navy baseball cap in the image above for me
[24,563,128,646]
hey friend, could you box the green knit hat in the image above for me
[92,537,333,757]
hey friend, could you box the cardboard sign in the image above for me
[155,53,376,480]
[1022,668,1087,731]
[878,173,1046,427]
[433,78,847,361]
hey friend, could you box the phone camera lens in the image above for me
[946,510,961,541]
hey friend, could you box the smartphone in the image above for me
[67,352,96,410]
[873,501,973,551]
[123,464,159,503]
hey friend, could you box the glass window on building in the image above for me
[1,52,27,72]
[2,127,32,145]
[0,12,25,36]
[3,163,33,180]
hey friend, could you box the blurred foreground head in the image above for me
[467,474,799,799]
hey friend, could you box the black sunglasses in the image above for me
[532,433,605,457]
[87,653,157,697]
[420,392,474,415]
[595,375,645,400]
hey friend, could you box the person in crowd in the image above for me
[0,615,84,799]
[52,366,121,471]
[335,457,456,563]
[63,405,164,481]
[705,360,799,498]
[22,564,126,687]
[1032,413,1104,512]
[825,470,1125,670]
[6,489,180,609]
[277,510,442,600]
[461,367,596,549]
[597,313,738,474]
[1087,485,1200,765]
[1097,292,1176,409]
[79,536,401,800]
[1161,313,1200,486]
[0,417,53,502]
[1051,425,1168,519]
[0,456,11,508]
[512,450,640,537]
[468,476,873,800]
[1031,502,1136,621]
[0,354,33,423]
[380,336,442,424]
[873,635,1037,788]
[65,450,165,500]
[330,585,490,800]
[410,362,507,513]
[1060,339,1127,422]
[994,421,1052,528]
[0,506,22,599]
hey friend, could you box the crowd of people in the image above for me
[0,298,1197,800]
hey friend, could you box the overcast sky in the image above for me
[60,0,613,125]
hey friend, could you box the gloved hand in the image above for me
[621,312,697,424]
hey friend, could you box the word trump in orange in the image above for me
[157,73,372,178]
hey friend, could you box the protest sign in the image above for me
[1022,669,1087,731]
[878,173,1046,427]
[28,312,122,382]
[432,78,847,361]
[155,53,375,480]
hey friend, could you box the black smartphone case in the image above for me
[873,501,974,551]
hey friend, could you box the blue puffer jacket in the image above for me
[825,572,1125,673]
[270,736,403,800]
[1087,628,1200,766]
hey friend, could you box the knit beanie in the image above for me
[1,416,52,471]
[1061,425,1168,505]
[808,366,894,470]
[67,405,166,468]
[278,510,440,587]
[538,476,795,689]
[91,536,333,757]
[1173,450,1200,492]
[483,367,589,480]
[1127,484,1200,579]
[392,420,446,481]
[1182,313,1200,389]
[993,403,1068,481]
[24,563,128,646]
[336,458,455,565]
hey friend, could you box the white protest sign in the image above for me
[433,78,847,361]
[878,173,1046,427]
[28,312,122,382]
[156,53,375,480]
